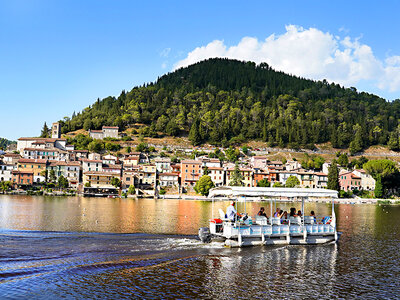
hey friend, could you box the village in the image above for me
[0,122,377,198]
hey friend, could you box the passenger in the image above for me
[226,201,238,221]
[297,210,302,217]
[280,211,288,224]
[310,210,316,222]
[257,207,267,218]
[273,208,281,217]
[289,207,297,217]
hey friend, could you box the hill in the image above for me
[59,58,400,153]
[0,137,16,150]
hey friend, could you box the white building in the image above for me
[89,126,119,139]
[155,157,171,173]
[82,159,103,173]
[158,172,179,187]
[17,137,67,153]
[353,169,376,190]
[208,167,224,186]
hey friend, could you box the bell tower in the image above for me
[52,122,61,138]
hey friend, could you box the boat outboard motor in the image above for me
[198,227,211,243]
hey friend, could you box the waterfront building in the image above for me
[180,159,202,186]
[226,166,253,187]
[155,157,172,173]
[83,171,119,188]
[158,172,179,187]
[208,166,224,186]
[11,170,34,186]
[47,161,81,188]
[122,168,139,189]
[138,164,156,185]
[278,170,299,186]
[314,172,328,188]
[82,159,103,173]
[0,161,13,182]
[296,170,315,188]
[17,158,47,183]
[353,169,376,190]
[339,171,362,191]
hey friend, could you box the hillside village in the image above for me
[0,122,379,197]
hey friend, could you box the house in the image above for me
[339,171,362,191]
[250,156,268,169]
[199,158,221,168]
[139,164,156,185]
[88,153,101,161]
[123,155,140,169]
[122,168,140,189]
[47,161,81,188]
[278,170,298,186]
[253,168,279,186]
[17,158,47,183]
[314,172,328,188]
[158,172,179,187]
[155,157,172,173]
[12,170,34,186]
[103,164,122,176]
[0,162,13,182]
[226,166,253,187]
[88,126,119,139]
[285,160,302,171]
[88,130,103,140]
[296,170,315,188]
[353,169,375,190]
[102,154,118,165]
[17,137,67,152]
[82,159,103,173]
[208,167,224,186]
[2,153,21,165]
[22,147,70,161]
[83,171,119,188]
[181,159,203,186]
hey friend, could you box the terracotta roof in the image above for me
[12,170,34,174]
[82,159,103,163]
[102,126,119,129]
[70,149,89,153]
[315,172,328,176]
[3,153,21,157]
[90,130,102,133]
[159,172,179,177]
[18,158,47,164]
[207,167,223,170]
[84,171,115,176]
[103,164,122,169]
[181,159,202,164]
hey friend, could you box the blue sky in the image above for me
[1,0,400,140]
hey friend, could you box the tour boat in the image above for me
[198,187,340,248]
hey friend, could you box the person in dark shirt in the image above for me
[257,207,267,217]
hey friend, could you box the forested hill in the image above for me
[60,58,400,153]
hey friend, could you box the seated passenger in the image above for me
[310,210,316,222]
[226,201,238,221]
[297,210,302,217]
[289,207,297,217]
[280,211,288,224]
[273,208,281,218]
[257,207,267,218]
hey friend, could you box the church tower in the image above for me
[52,122,61,139]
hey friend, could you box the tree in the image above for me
[257,178,270,187]
[188,119,202,146]
[111,177,121,189]
[126,146,131,153]
[286,176,300,188]
[203,166,209,175]
[273,182,283,187]
[84,182,91,187]
[49,170,57,183]
[41,170,48,182]
[128,185,136,195]
[337,153,349,167]
[0,181,12,192]
[40,122,50,138]
[388,132,399,151]
[374,175,383,198]
[194,175,215,196]
[225,146,240,162]
[349,124,363,155]
[327,162,340,191]
[229,162,244,186]
[57,175,69,189]
[88,140,104,153]
[136,143,148,152]
[363,159,398,179]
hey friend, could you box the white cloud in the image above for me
[161,62,167,69]
[174,25,400,94]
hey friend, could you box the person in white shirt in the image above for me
[226,201,237,221]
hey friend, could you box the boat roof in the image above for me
[208,186,338,199]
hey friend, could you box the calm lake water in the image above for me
[0,195,399,299]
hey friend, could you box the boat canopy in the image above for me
[208,186,338,199]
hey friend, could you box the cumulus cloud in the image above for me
[174,25,400,94]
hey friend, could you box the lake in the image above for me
[0,195,399,299]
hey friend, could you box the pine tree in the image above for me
[188,119,202,146]
[327,161,340,191]
[374,175,383,198]
[229,162,244,186]
[40,122,50,138]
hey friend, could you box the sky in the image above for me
[1,0,400,140]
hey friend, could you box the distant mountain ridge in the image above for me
[59,58,400,153]
[0,137,16,150]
